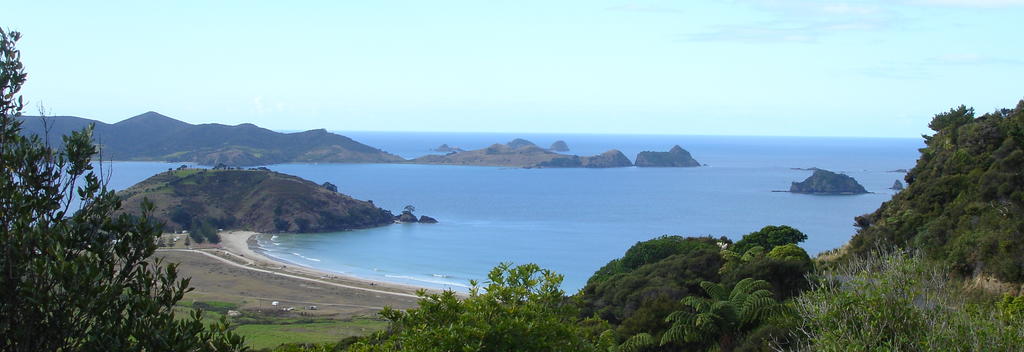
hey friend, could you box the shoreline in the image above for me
[217,231,448,297]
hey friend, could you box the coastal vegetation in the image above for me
[848,102,1024,284]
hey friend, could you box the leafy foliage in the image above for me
[0,28,245,351]
[579,237,724,329]
[848,101,1024,282]
[346,263,614,352]
[731,225,807,257]
[655,278,792,352]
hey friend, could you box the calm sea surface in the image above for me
[104,133,922,293]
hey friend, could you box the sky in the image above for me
[5,0,1024,137]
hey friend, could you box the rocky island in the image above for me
[891,180,905,191]
[549,140,570,152]
[432,144,464,153]
[18,112,403,167]
[411,139,632,168]
[789,169,868,195]
[117,168,399,233]
[634,145,701,167]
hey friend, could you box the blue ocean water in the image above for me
[103,133,922,293]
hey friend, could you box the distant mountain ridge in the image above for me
[17,112,403,166]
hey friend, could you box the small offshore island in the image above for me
[634,145,701,167]
[411,138,634,168]
[413,138,702,169]
[789,169,869,195]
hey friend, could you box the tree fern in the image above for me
[659,278,789,352]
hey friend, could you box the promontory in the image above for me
[116,168,396,233]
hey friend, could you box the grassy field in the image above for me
[154,250,417,350]
[175,301,387,350]
[234,318,385,350]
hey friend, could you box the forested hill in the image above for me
[117,168,395,233]
[17,112,404,166]
[848,100,1024,283]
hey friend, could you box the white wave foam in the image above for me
[289,252,322,262]
[384,274,470,288]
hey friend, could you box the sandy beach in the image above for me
[214,231,440,297]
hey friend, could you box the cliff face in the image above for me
[789,169,868,194]
[634,145,701,167]
[117,169,394,233]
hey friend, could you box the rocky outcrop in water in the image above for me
[433,144,464,153]
[890,180,905,191]
[506,138,537,149]
[634,145,700,167]
[789,169,868,195]
[582,150,633,168]
[549,140,570,152]
[413,140,632,168]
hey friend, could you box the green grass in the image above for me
[233,317,386,350]
[171,168,202,178]
[173,301,387,350]
[172,306,224,325]
[192,300,239,313]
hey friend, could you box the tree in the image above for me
[626,278,790,352]
[731,225,807,254]
[403,204,416,214]
[347,263,614,351]
[928,104,974,132]
[0,28,245,351]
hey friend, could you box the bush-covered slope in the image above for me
[117,168,395,233]
[848,101,1024,283]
